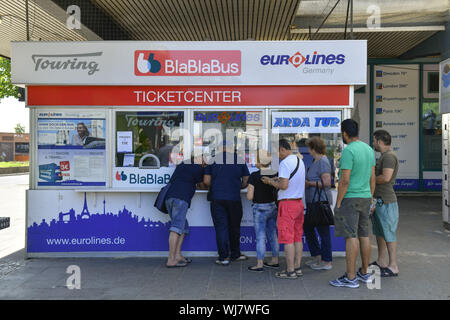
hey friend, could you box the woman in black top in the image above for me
[246,150,280,272]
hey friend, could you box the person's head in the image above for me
[278,138,292,160]
[256,150,272,169]
[306,136,327,157]
[340,119,359,144]
[76,122,89,137]
[373,129,392,152]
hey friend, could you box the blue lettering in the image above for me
[301,118,310,127]
[164,174,171,184]
[292,118,302,127]
[283,118,292,127]
[130,174,137,184]
[279,55,290,65]
[260,55,270,65]
[336,54,345,64]
[273,118,282,127]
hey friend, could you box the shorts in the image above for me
[334,198,371,238]
[165,197,189,235]
[371,202,399,242]
[277,199,304,244]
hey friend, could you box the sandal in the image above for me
[247,266,264,273]
[275,270,298,279]
[263,262,280,269]
[381,267,398,277]
[294,267,303,276]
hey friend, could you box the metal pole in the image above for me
[25,0,30,41]
[344,0,350,39]
[315,0,341,35]
[350,0,354,39]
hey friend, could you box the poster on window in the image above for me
[271,111,341,134]
[37,111,107,187]
[373,65,419,190]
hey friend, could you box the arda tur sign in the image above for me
[11,40,367,86]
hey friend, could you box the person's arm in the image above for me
[264,177,289,190]
[376,168,394,185]
[246,184,254,201]
[370,166,376,197]
[241,176,249,189]
[306,173,331,188]
[203,175,211,188]
[336,169,351,208]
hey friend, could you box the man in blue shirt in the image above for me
[165,156,205,267]
[204,141,250,265]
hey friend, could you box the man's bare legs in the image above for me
[359,236,371,274]
[345,238,359,280]
[294,242,303,269]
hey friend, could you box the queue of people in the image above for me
[161,120,400,288]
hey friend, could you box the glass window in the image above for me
[271,110,343,186]
[115,111,185,168]
[193,110,264,166]
[15,142,29,154]
[422,101,441,170]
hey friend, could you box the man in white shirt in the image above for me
[262,139,305,279]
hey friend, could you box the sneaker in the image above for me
[310,262,333,271]
[215,259,230,266]
[329,274,360,288]
[305,258,320,266]
[356,268,373,283]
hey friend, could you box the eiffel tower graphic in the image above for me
[80,192,91,219]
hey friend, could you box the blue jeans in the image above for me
[252,202,279,260]
[165,198,189,235]
[304,224,332,262]
[210,200,243,261]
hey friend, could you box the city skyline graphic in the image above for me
[27,193,345,253]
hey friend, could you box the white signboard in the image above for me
[117,131,133,153]
[11,40,367,85]
[440,58,450,114]
[373,65,419,184]
[271,111,341,134]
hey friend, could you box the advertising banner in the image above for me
[373,65,419,190]
[12,40,367,86]
[271,111,341,134]
[440,58,450,114]
[27,190,345,253]
[37,111,106,187]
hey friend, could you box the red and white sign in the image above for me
[27,85,350,107]
[134,50,241,76]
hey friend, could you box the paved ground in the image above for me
[0,174,449,300]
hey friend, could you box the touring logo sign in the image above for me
[135,50,241,76]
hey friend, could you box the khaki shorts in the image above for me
[334,198,371,238]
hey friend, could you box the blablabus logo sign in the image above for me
[31,52,102,75]
[260,51,345,75]
[135,50,241,76]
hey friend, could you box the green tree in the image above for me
[14,123,25,134]
[0,57,20,99]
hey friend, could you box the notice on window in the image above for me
[271,111,341,134]
[37,111,107,187]
[117,131,133,153]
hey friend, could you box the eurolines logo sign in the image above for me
[260,51,345,75]
[135,50,241,76]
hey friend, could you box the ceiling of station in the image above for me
[0,0,448,59]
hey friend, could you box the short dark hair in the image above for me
[373,130,391,146]
[341,119,359,138]
[306,136,327,155]
[279,138,291,151]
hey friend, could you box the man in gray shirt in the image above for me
[370,130,399,277]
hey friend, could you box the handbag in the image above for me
[154,169,177,214]
[304,177,334,227]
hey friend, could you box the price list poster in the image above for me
[373,65,419,189]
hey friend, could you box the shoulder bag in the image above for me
[154,169,177,214]
[304,176,334,227]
